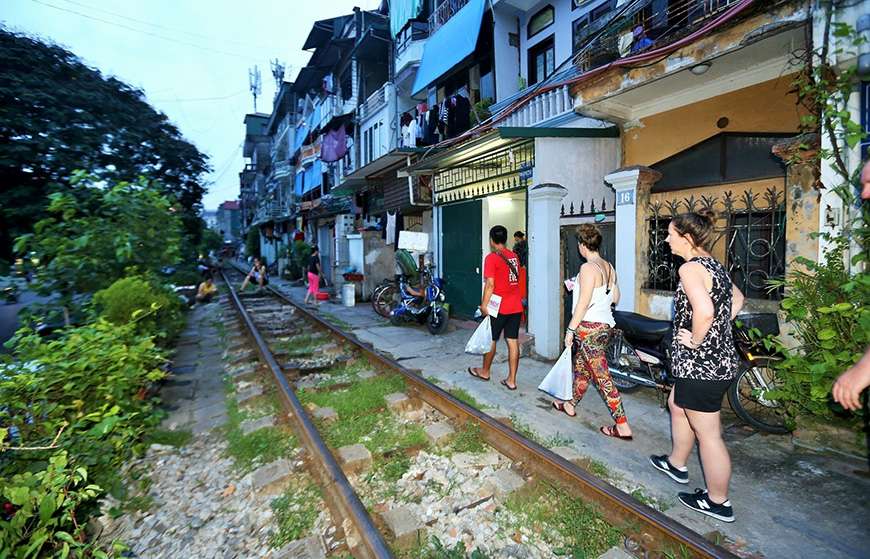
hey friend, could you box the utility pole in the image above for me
[270,59,286,92]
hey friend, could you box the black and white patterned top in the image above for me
[671,256,738,381]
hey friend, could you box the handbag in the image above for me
[537,347,573,401]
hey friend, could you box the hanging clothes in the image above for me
[379,213,388,240]
[425,107,440,145]
[453,95,471,136]
[320,123,347,163]
[386,211,397,246]
[394,211,404,247]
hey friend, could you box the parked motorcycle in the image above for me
[606,310,789,434]
[388,266,450,335]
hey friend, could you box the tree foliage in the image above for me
[0,27,210,262]
[14,172,182,303]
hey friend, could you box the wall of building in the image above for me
[493,5,520,102]
[622,76,802,167]
[533,136,620,212]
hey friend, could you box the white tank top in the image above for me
[572,263,615,327]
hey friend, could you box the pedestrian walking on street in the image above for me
[649,210,744,523]
[468,225,523,390]
[304,246,323,307]
[240,257,268,291]
[513,231,528,268]
[554,224,633,440]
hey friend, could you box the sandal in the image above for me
[468,367,490,382]
[552,401,576,417]
[500,379,517,391]
[599,425,633,441]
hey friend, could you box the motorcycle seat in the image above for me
[613,311,672,343]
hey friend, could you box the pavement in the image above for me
[260,271,870,559]
[161,302,229,434]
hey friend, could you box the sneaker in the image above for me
[649,455,689,484]
[678,489,734,522]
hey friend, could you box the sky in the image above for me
[3,0,381,210]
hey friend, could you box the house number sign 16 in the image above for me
[616,190,634,206]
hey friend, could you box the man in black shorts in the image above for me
[468,226,523,390]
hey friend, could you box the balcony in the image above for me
[271,161,293,180]
[428,0,470,35]
[573,0,742,73]
[359,82,394,123]
[395,21,428,76]
[252,200,292,225]
[495,83,573,128]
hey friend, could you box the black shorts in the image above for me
[673,377,733,413]
[490,312,522,341]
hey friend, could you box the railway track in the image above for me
[221,265,738,559]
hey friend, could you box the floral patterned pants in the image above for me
[572,322,627,425]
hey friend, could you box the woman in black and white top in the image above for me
[649,210,744,523]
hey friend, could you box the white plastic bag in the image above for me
[464,316,493,355]
[537,347,574,401]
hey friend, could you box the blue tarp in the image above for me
[411,0,485,96]
[302,160,322,194]
[294,171,304,196]
[390,0,424,37]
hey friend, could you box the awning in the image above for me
[330,148,425,196]
[411,0,486,96]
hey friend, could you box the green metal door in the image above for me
[442,200,482,318]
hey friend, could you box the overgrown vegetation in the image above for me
[223,396,297,474]
[764,11,869,428]
[269,480,322,548]
[447,387,483,409]
[498,481,621,558]
[93,275,186,344]
[509,415,573,448]
[0,319,168,556]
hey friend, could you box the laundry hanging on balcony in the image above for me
[320,112,354,163]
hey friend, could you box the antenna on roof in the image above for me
[248,65,262,112]
[270,59,286,90]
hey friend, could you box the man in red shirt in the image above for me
[468,225,523,390]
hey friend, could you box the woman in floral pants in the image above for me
[555,225,633,440]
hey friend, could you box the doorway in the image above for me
[561,221,615,330]
[442,200,482,318]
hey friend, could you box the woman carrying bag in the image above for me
[543,224,633,441]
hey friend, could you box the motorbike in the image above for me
[388,266,450,335]
[606,310,790,434]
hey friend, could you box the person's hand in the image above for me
[833,362,870,411]
[564,330,574,349]
[676,328,697,349]
[478,305,488,317]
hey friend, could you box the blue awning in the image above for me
[411,0,486,97]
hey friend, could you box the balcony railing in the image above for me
[497,84,573,128]
[359,82,392,122]
[573,0,741,72]
[428,0,470,35]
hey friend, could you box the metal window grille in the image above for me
[645,187,786,299]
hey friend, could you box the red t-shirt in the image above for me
[483,249,523,315]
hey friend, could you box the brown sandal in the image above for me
[600,425,633,441]
[552,401,577,417]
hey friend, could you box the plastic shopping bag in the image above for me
[537,347,573,401]
[464,316,493,355]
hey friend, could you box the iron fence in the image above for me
[645,187,786,300]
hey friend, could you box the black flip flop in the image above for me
[552,401,577,417]
[468,367,490,382]
[500,379,517,391]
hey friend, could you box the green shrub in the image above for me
[287,240,312,281]
[0,319,167,556]
[766,236,869,424]
[245,228,260,260]
[93,276,185,342]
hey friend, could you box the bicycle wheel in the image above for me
[728,360,791,434]
[372,283,399,318]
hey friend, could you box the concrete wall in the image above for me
[533,136,620,214]
[622,77,802,167]
[493,5,520,102]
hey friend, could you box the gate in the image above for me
[442,200,482,318]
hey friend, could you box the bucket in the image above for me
[341,283,356,307]
[315,292,329,301]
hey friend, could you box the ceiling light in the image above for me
[690,63,711,76]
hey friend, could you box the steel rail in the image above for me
[227,263,737,558]
[220,270,393,559]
